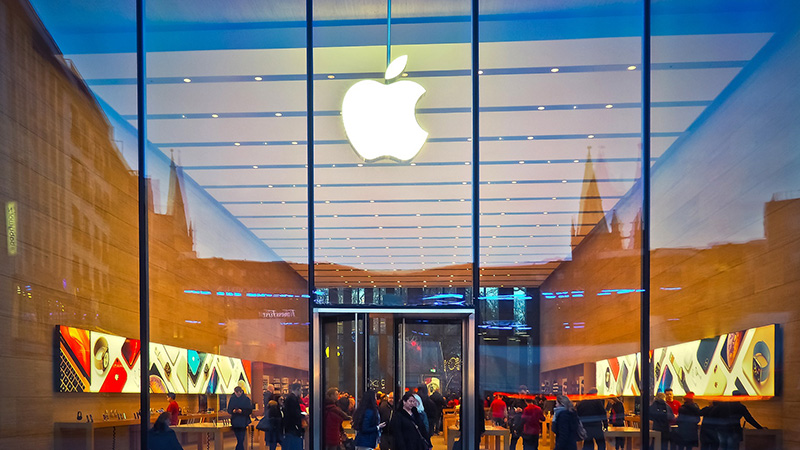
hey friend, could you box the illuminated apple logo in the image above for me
[342,55,428,162]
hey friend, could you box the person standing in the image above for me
[490,394,508,427]
[379,392,395,450]
[665,388,681,449]
[606,397,625,450]
[576,388,606,450]
[650,392,675,450]
[412,392,430,434]
[353,389,387,450]
[283,383,306,450]
[324,387,350,450]
[265,392,284,450]
[699,401,721,450]
[521,398,545,450]
[227,386,254,450]
[392,392,432,450]
[430,388,448,434]
[716,391,763,450]
[675,393,700,450]
[148,412,184,450]
[418,385,438,436]
[553,395,580,450]
[166,393,181,426]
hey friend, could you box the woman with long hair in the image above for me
[553,395,579,450]
[352,389,386,450]
[392,391,432,450]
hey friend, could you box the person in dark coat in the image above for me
[675,393,700,450]
[266,394,283,450]
[553,395,580,450]
[649,393,674,450]
[699,402,722,450]
[227,386,254,450]
[716,391,763,450]
[429,388,448,434]
[283,383,306,450]
[392,392,432,450]
[576,388,606,450]
[353,389,386,450]
[379,392,395,450]
[148,412,184,450]
[606,397,625,450]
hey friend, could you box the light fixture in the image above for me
[527,136,533,140]
[537,106,545,110]
[550,68,559,73]
[211,114,219,118]
[234,142,241,146]
[627,65,637,71]
[588,134,595,139]
[253,165,258,169]
[605,104,613,109]
[183,78,191,83]
[328,75,335,79]
[292,141,298,145]
[275,112,282,117]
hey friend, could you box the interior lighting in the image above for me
[477,70,483,75]
[627,65,637,71]
[605,104,613,109]
[588,134,595,138]
[268,185,273,188]
[275,112,283,117]
[328,75,335,79]
[211,114,219,118]
[574,159,579,163]
[183,78,191,83]
[512,181,517,184]
[550,68,559,73]
[519,161,525,164]
[255,76,263,81]
[292,141,298,145]
[527,136,533,140]
[537,106,545,110]
[234,142,241,146]
[253,165,258,169]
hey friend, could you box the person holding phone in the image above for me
[228,386,253,450]
[352,389,387,450]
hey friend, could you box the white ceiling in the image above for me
[38,0,775,286]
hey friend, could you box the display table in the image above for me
[743,428,782,450]
[173,422,234,450]
[54,419,140,450]
[447,425,509,450]
[603,426,661,450]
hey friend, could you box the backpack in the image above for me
[576,416,588,441]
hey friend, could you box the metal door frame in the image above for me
[313,308,476,450]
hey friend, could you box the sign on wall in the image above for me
[596,324,777,397]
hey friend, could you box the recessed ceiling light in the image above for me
[519,161,524,164]
[537,106,545,110]
[410,162,416,166]
[628,65,637,71]
[462,181,467,185]
[291,141,298,145]
[401,73,409,77]
[275,112,283,117]
[605,104,614,109]
[574,159,580,163]
[467,138,472,142]
[550,68,559,73]
[264,142,268,145]
[511,181,517,184]
[552,197,557,200]
[588,134,595,139]
[562,180,567,183]
[527,136,533,140]
[268,185,273,188]
[183,78,191,83]
[211,114,219,118]
[543,211,548,215]
[252,165,258,169]
[499,137,503,140]
[234,142,241,146]
[357,163,363,167]
[465,162,470,165]
[327,75,335,79]
[477,70,483,75]
[325,200,330,203]
[254,76,263,81]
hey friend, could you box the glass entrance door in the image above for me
[313,309,475,450]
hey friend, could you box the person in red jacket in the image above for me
[521,399,545,450]
[490,394,508,426]
[166,393,180,426]
[324,387,351,450]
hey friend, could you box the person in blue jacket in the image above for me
[352,389,387,450]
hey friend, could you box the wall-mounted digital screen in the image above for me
[596,324,777,397]
[56,326,251,394]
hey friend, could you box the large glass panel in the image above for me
[651,1,799,448]
[3,0,139,447]
[312,0,473,306]
[479,0,644,445]
[143,1,309,447]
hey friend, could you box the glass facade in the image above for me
[2,0,799,449]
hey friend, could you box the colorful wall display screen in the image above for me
[56,325,250,394]
[596,324,777,397]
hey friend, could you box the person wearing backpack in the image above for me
[553,395,581,450]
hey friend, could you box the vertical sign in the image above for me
[5,201,17,255]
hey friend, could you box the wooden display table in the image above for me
[54,418,140,450]
[447,425,510,450]
[173,422,234,450]
[603,426,661,450]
